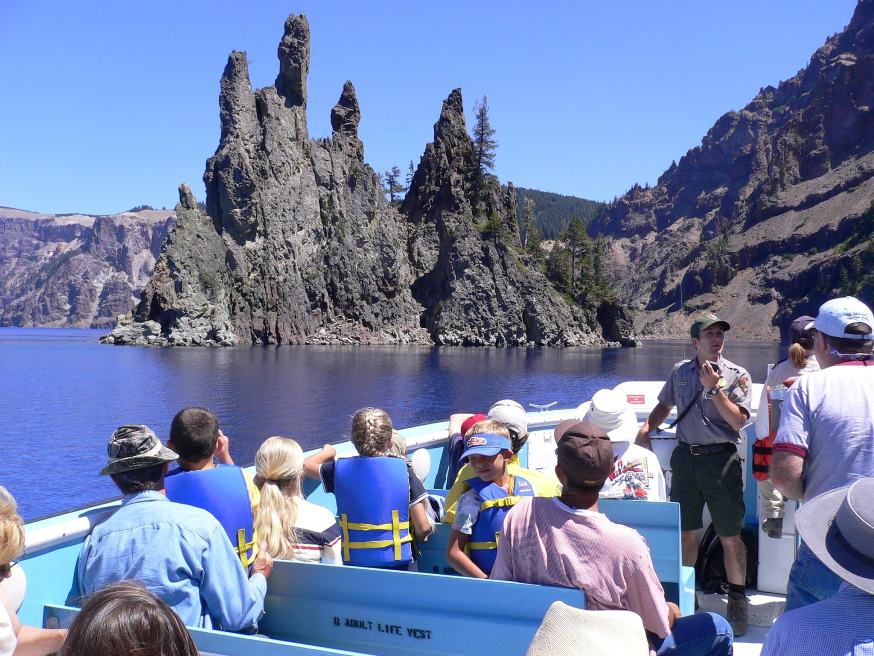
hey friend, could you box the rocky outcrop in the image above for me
[0,207,174,328]
[590,0,874,339]
[103,13,622,347]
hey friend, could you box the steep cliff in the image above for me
[590,0,874,339]
[104,14,615,347]
[0,207,173,328]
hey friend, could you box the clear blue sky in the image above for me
[0,0,858,215]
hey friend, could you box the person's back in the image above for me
[165,407,259,569]
[779,362,874,501]
[76,491,264,630]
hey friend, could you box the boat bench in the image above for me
[418,495,696,617]
[44,561,584,656]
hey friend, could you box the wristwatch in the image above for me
[705,387,720,398]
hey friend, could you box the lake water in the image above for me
[0,328,783,520]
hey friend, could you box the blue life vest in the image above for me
[165,465,257,570]
[468,475,535,574]
[334,456,412,567]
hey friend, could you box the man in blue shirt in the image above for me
[761,478,874,655]
[70,425,273,631]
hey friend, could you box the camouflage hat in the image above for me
[690,313,730,339]
[100,425,178,476]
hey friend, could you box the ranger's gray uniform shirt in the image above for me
[657,357,753,445]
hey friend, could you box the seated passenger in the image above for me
[70,425,272,631]
[578,389,666,501]
[164,407,260,570]
[442,399,561,524]
[446,420,535,578]
[0,486,67,655]
[253,436,342,564]
[61,581,198,656]
[491,421,733,656]
[303,408,433,569]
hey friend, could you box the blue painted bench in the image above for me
[418,498,695,617]
[259,559,584,656]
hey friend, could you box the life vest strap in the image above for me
[469,531,501,552]
[479,495,525,511]
[236,528,258,569]
[339,511,411,562]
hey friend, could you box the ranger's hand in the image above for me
[699,361,720,390]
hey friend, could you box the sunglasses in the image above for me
[0,556,21,578]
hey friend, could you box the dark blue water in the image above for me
[0,328,782,519]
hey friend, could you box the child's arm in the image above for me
[303,444,337,480]
[446,529,487,579]
[410,499,434,542]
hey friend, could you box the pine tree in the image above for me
[405,161,415,189]
[382,165,405,204]
[471,96,498,210]
[521,198,535,248]
[561,216,590,296]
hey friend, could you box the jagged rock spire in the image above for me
[331,81,363,160]
[275,14,310,107]
[178,183,197,211]
[218,51,257,143]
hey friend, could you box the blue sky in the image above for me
[0,1,858,215]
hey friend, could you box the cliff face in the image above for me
[0,208,174,328]
[590,0,874,339]
[105,14,612,347]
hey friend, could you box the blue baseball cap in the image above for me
[461,433,512,460]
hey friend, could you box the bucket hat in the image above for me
[100,424,178,476]
[795,478,874,594]
[577,389,639,443]
[488,399,528,438]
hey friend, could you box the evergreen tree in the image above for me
[405,161,415,189]
[561,216,591,296]
[471,96,498,209]
[521,198,536,248]
[382,165,405,204]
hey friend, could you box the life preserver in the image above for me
[753,376,799,481]
[467,475,535,574]
[164,465,257,569]
[334,456,413,567]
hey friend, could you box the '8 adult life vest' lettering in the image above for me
[164,465,257,569]
[334,456,412,567]
[467,475,535,574]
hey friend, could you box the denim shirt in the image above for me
[70,491,266,631]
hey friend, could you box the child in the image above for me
[253,436,342,564]
[164,407,260,570]
[446,420,535,578]
[304,407,433,569]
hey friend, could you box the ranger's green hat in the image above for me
[690,313,730,339]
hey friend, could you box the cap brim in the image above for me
[461,446,504,461]
[805,320,815,331]
[795,486,874,594]
[100,447,178,476]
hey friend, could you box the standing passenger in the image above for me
[770,296,874,610]
[752,316,818,538]
[253,437,342,564]
[164,407,260,570]
[636,314,753,635]
[303,408,433,569]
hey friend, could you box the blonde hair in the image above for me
[253,436,304,559]
[351,407,393,456]
[388,430,407,459]
[0,486,25,564]
[468,419,511,439]
[788,341,811,369]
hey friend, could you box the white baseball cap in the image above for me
[807,296,874,339]
[487,399,528,437]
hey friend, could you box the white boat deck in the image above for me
[697,589,784,655]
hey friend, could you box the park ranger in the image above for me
[637,314,753,636]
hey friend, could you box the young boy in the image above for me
[164,407,260,570]
[446,420,535,578]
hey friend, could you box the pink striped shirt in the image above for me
[490,497,671,638]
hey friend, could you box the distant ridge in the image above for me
[514,188,606,240]
[590,0,874,340]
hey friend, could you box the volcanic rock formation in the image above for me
[591,0,874,339]
[104,14,618,347]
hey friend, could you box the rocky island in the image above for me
[103,14,632,347]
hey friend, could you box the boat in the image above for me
[4,380,790,655]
